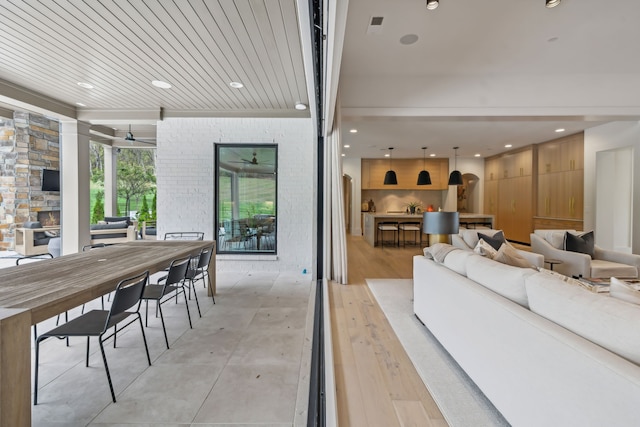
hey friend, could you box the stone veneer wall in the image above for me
[0,112,60,250]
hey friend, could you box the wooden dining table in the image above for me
[0,239,215,426]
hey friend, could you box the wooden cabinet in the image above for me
[485,157,501,181]
[536,133,584,222]
[498,176,532,243]
[538,133,583,174]
[485,146,533,243]
[484,180,499,219]
[361,158,449,190]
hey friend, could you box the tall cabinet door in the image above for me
[498,176,532,243]
[484,180,499,220]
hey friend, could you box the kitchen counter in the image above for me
[362,213,423,246]
[362,212,495,247]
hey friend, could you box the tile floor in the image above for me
[1,254,314,427]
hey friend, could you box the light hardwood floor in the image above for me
[330,235,448,427]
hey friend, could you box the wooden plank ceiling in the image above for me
[0,0,308,117]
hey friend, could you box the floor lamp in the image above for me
[423,211,459,246]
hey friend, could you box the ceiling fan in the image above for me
[123,124,156,145]
[230,151,273,166]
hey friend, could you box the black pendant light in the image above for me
[448,147,463,186]
[383,147,398,185]
[417,147,432,185]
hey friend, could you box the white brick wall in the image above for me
[156,117,316,274]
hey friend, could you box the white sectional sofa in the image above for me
[413,247,640,427]
[452,228,544,268]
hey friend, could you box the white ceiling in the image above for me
[0,0,310,147]
[338,0,640,160]
[1,0,639,157]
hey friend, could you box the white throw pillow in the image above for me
[610,277,640,305]
[474,239,498,258]
[493,243,534,269]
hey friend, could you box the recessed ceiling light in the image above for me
[555,128,565,133]
[152,80,172,89]
[384,153,390,157]
[75,102,86,107]
[426,0,439,10]
[399,34,419,45]
[474,153,481,157]
[341,153,346,157]
[505,144,513,148]
[344,144,350,148]
[350,129,358,133]
[77,82,93,89]
[230,81,244,89]
[545,0,561,8]
[294,102,307,110]
[429,153,436,157]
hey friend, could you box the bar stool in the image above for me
[377,221,399,247]
[398,221,422,247]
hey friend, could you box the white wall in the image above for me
[584,121,640,253]
[156,117,316,274]
[443,157,485,212]
[342,157,362,236]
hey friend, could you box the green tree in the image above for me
[117,161,155,214]
[137,195,150,225]
[151,189,157,220]
[91,191,105,224]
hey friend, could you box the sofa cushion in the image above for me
[565,231,595,258]
[534,229,576,249]
[609,277,640,305]
[461,228,504,249]
[23,221,48,242]
[589,259,638,279]
[91,222,128,240]
[478,230,505,251]
[104,216,132,226]
[526,273,640,366]
[442,249,474,276]
[474,239,498,258]
[466,254,536,307]
[493,243,534,269]
[424,243,458,263]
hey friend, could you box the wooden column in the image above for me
[0,308,31,426]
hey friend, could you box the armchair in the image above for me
[452,228,544,268]
[14,221,60,256]
[530,230,640,279]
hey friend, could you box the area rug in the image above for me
[366,278,510,427]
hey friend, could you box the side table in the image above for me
[544,258,563,271]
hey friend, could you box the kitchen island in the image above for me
[363,212,494,247]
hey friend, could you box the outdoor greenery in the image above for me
[90,143,156,224]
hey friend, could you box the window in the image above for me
[216,144,277,254]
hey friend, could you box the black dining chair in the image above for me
[141,256,191,349]
[34,270,151,405]
[81,243,111,311]
[185,244,216,310]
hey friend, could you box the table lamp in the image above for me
[423,211,459,245]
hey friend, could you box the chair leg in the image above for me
[180,287,193,328]
[190,278,202,317]
[136,313,152,366]
[157,301,170,349]
[86,336,91,367]
[98,337,116,403]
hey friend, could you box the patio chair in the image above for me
[34,270,151,404]
[141,256,191,349]
[163,232,204,240]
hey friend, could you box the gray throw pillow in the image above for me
[564,231,594,258]
[477,230,505,251]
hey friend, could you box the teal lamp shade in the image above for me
[384,170,398,185]
[417,170,432,185]
[448,170,463,186]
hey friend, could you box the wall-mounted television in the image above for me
[42,169,60,192]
